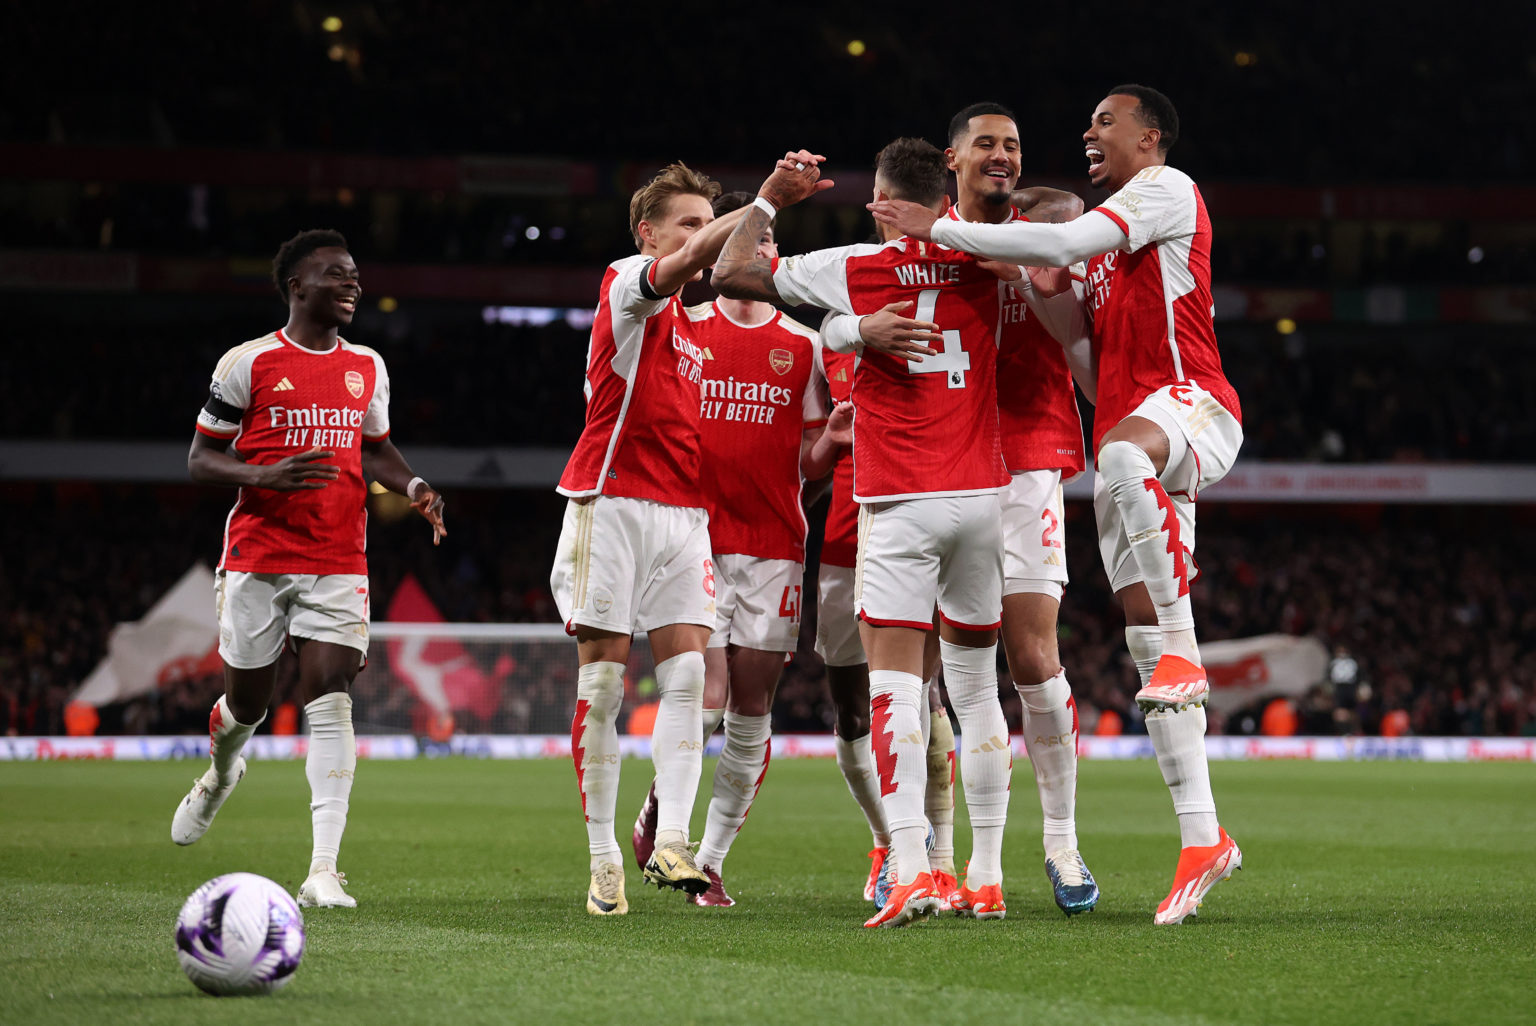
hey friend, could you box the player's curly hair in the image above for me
[948,102,1017,147]
[272,229,349,302]
[1108,84,1179,154]
[874,138,949,207]
[628,163,722,251]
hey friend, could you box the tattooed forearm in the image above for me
[711,206,780,302]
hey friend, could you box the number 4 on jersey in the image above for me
[778,585,801,623]
[910,289,969,389]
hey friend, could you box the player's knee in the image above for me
[304,671,353,705]
[1013,651,1060,688]
[1097,439,1156,491]
[730,692,774,718]
[833,704,869,739]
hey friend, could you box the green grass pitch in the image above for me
[2,757,1532,1025]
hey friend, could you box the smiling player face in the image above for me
[292,246,361,327]
[948,114,1021,210]
[1083,93,1151,191]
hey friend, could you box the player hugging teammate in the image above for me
[551,83,1243,928]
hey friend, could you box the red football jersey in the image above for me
[945,206,1086,476]
[688,301,828,562]
[1084,165,1241,450]
[557,255,706,508]
[195,329,390,575]
[772,239,1008,501]
[817,345,858,568]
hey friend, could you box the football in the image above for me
[173,873,306,996]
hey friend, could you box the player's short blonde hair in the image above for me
[628,162,722,251]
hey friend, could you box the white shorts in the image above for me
[1094,383,1244,592]
[1001,469,1068,600]
[815,563,865,667]
[215,570,369,670]
[855,493,1003,632]
[550,495,716,635]
[708,553,803,652]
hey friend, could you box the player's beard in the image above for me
[981,187,1011,209]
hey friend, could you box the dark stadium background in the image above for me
[2,0,1532,740]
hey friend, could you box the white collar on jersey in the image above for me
[712,299,779,330]
[276,328,341,355]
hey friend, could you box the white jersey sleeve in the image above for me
[1058,275,1096,403]
[610,254,671,321]
[931,208,1126,267]
[772,246,857,313]
[818,311,865,355]
[804,340,831,425]
[360,347,391,440]
[196,345,258,437]
[1095,165,1198,253]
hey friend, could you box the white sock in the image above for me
[924,709,956,872]
[304,692,355,874]
[652,651,705,839]
[918,687,932,748]
[209,694,261,785]
[1145,705,1220,847]
[869,669,929,884]
[834,733,889,847]
[941,640,1010,886]
[1126,626,1164,689]
[573,661,624,863]
[1016,671,1079,854]
[1099,441,1199,664]
[697,712,771,870]
[701,706,725,743]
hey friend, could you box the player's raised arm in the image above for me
[713,150,833,302]
[870,197,1126,267]
[646,204,751,297]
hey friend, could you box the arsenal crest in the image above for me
[768,348,793,375]
[344,370,365,398]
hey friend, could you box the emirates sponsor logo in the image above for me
[345,370,365,398]
[701,375,793,406]
[768,348,793,375]
[269,403,366,448]
[269,405,366,429]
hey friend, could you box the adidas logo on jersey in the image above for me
[272,377,296,392]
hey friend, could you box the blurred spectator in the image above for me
[2,484,1530,738]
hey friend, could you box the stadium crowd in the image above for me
[3,484,1531,740]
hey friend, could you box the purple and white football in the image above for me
[174,873,305,996]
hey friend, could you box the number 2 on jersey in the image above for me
[910,289,969,389]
